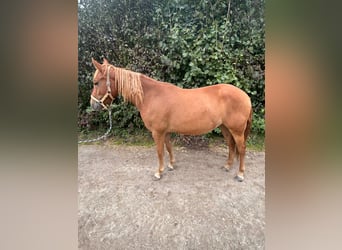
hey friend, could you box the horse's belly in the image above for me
[170,113,221,135]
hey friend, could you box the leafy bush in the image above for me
[78,0,265,136]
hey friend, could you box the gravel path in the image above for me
[78,144,265,249]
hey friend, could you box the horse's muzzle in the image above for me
[90,99,103,111]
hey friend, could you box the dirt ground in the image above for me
[78,142,265,250]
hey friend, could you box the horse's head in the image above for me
[90,58,118,111]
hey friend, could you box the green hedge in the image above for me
[78,0,265,135]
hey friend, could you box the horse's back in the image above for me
[187,84,251,113]
[140,81,251,134]
[215,84,250,102]
[184,84,250,102]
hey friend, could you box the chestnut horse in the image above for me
[89,58,252,181]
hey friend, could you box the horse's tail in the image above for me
[244,107,253,142]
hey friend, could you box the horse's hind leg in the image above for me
[220,125,236,171]
[165,133,175,170]
[230,131,247,182]
[152,131,166,180]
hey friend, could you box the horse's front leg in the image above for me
[152,131,166,180]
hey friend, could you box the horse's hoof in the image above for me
[153,173,161,181]
[167,163,174,171]
[235,175,244,182]
[224,165,231,172]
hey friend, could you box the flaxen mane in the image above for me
[109,66,144,105]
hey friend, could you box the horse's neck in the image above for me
[136,74,179,111]
[136,75,162,110]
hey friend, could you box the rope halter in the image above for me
[90,65,115,110]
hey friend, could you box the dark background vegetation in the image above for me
[78,0,264,137]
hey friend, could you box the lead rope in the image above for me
[78,108,113,144]
[78,65,114,144]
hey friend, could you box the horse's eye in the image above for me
[94,82,99,86]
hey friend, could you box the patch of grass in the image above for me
[78,129,154,147]
[246,133,265,151]
[78,129,110,145]
[109,130,154,146]
[207,133,265,152]
[78,129,265,151]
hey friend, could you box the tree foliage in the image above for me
[78,0,265,135]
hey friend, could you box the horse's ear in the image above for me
[92,58,103,72]
[103,58,109,64]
